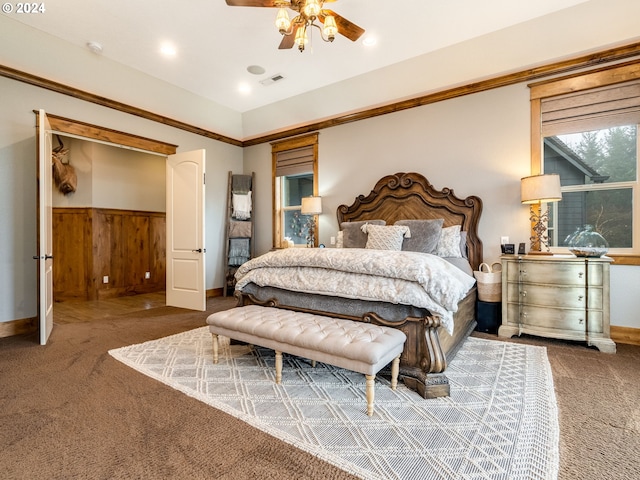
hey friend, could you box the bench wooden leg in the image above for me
[211,334,219,364]
[365,374,375,416]
[275,351,283,384]
[391,355,400,390]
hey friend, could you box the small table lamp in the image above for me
[521,174,562,254]
[301,196,322,247]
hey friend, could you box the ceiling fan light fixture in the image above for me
[275,7,291,34]
[294,26,308,52]
[303,0,321,18]
[322,15,337,41]
[228,0,363,53]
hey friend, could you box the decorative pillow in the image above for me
[436,225,463,258]
[335,230,344,248]
[341,220,386,248]
[361,224,411,251]
[394,219,444,254]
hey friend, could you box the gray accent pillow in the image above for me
[395,219,444,254]
[341,220,386,248]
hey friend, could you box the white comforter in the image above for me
[234,248,476,335]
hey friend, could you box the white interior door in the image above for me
[37,109,54,344]
[166,149,206,311]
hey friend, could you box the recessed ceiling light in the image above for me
[362,36,377,47]
[160,42,177,57]
[238,82,252,95]
[247,65,266,75]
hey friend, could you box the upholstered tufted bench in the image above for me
[206,305,406,416]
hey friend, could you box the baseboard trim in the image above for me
[207,288,224,298]
[611,326,640,346]
[2,310,636,346]
[0,317,37,338]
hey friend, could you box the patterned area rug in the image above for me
[109,327,559,480]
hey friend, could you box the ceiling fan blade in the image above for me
[278,25,299,49]
[319,9,365,42]
[225,0,279,7]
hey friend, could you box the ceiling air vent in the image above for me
[259,74,285,86]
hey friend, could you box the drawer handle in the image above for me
[578,272,584,278]
[520,290,527,297]
[579,318,584,324]
[578,295,584,302]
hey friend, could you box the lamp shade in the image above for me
[521,174,562,204]
[301,196,322,215]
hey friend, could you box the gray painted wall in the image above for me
[244,84,640,329]
[0,75,243,323]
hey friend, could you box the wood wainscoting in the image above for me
[53,207,166,302]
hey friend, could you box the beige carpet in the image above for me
[1,299,639,479]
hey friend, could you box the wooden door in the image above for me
[166,150,206,311]
[36,110,54,344]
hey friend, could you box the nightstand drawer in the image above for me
[505,303,603,333]
[506,261,603,286]
[505,283,603,309]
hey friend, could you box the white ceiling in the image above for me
[10,0,591,114]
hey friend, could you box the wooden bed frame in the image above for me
[237,172,483,399]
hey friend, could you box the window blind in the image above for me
[274,145,314,177]
[541,79,640,137]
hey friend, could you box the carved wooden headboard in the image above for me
[336,172,484,271]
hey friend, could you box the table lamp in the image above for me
[521,174,562,254]
[301,196,322,247]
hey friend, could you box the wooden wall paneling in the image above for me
[54,207,165,301]
[92,210,112,299]
[52,208,90,301]
[110,213,125,292]
[150,214,166,288]
[94,209,125,300]
[124,214,150,290]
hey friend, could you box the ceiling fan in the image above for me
[225,0,365,52]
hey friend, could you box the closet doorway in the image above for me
[36,111,206,344]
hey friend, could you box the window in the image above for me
[529,62,640,263]
[271,133,318,247]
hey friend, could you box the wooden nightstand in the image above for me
[498,254,616,353]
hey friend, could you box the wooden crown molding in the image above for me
[36,111,178,156]
[1,64,241,147]
[2,41,640,147]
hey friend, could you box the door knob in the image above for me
[192,248,203,253]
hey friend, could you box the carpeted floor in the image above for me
[1,298,639,479]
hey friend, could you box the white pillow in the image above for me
[361,224,411,251]
[436,225,463,258]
